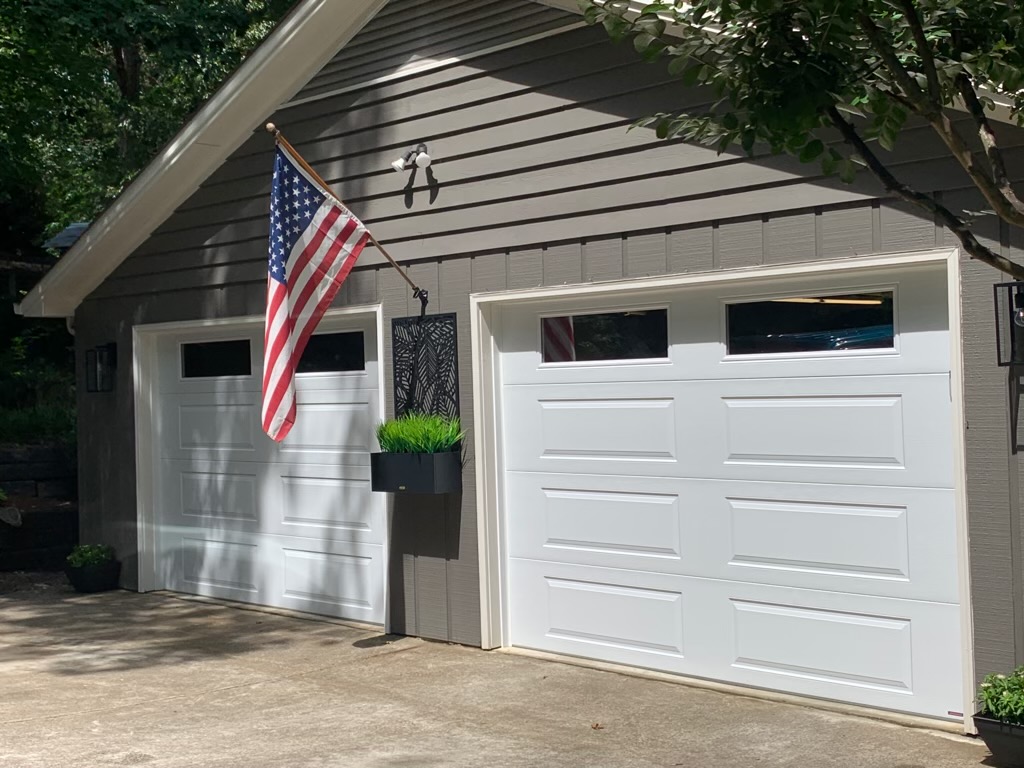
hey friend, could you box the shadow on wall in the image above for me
[149,339,379,628]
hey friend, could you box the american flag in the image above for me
[262,142,369,441]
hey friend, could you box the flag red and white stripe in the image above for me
[542,315,576,362]
[262,142,369,441]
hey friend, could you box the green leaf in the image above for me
[582,4,603,24]
[799,139,825,162]
[839,158,859,184]
[741,128,756,155]
[667,55,689,76]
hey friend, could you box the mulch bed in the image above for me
[0,570,68,594]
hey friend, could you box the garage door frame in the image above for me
[469,248,974,725]
[132,303,386,619]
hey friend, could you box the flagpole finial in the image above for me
[265,122,279,136]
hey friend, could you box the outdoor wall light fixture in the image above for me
[85,342,117,393]
[994,282,1024,452]
[391,143,431,173]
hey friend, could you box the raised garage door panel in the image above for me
[502,375,953,488]
[505,474,957,603]
[153,315,386,625]
[499,264,962,720]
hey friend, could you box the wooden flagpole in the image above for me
[265,122,425,304]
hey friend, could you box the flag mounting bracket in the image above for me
[265,122,428,309]
[414,288,428,318]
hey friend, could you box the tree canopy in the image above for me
[0,0,293,438]
[0,0,293,243]
[584,0,1024,278]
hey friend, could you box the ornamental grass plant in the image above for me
[375,413,463,454]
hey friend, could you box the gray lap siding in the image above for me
[76,7,1024,675]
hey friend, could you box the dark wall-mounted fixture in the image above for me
[994,282,1024,452]
[390,143,431,173]
[85,342,117,393]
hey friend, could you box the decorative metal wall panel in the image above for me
[392,313,459,420]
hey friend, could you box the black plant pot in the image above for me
[370,449,462,494]
[975,713,1024,767]
[65,560,121,593]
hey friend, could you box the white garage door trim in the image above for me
[469,248,974,727]
[133,303,387,626]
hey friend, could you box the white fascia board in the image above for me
[16,0,388,318]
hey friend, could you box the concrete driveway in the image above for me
[0,578,989,768]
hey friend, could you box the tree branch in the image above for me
[896,0,941,103]
[957,75,1024,226]
[856,11,932,113]
[860,7,1024,230]
[826,106,1024,279]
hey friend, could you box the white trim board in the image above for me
[469,248,976,729]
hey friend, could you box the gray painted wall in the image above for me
[75,0,1024,678]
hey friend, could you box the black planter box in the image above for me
[370,449,462,494]
[65,560,121,593]
[975,713,1024,767]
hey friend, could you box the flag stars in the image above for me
[268,148,334,288]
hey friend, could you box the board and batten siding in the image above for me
[76,0,1024,677]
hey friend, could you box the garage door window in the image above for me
[727,291,894,355]
[181,339,251,378]
[297,331,365,373]
[542,309,668,363]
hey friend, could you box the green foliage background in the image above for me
[0,0,293,443]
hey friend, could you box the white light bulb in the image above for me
[415,151,432,169]
[1014,293,1024,328]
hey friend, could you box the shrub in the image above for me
[67,544,116,568]
[979,668,1024,724]
[376,413,463,454]
[0,488,6,504]
[0,405,76,444]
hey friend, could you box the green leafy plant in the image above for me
[66,544,116,568]
[978,668,1024,724]
[0,488,6,504]
[582,0,1024,279]
[0,405,76,444]
[376,413,464,454]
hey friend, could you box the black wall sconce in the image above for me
[85,342,117,393]
[994,282,1024,452]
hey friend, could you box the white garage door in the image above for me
[153,313,386,624]
[499,264,962,719]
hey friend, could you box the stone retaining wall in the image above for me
[0,443,78,571]
[0,443,77,500]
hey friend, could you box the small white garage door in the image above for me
[499,264,962,719]
[152,313,386,624]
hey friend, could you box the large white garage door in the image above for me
[500,264,962,719]
[153,313,386,624]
